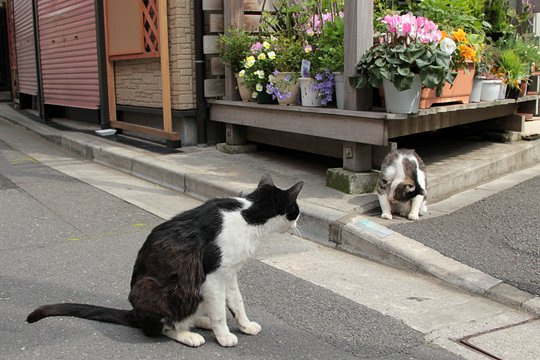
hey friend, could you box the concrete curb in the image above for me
[2,107,539,317]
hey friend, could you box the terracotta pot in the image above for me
[419,62,475,108]
[519,80,528,97]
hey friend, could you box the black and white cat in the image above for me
[377,149,427,221]
[27,174,303,348]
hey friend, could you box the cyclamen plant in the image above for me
[351,13,457,96]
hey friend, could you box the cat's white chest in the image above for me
[216,200,259,270]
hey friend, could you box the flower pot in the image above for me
[469,77,484,103]
[235,74,252,102]
[498,82,507,100]
[256,91,278,104]
[519,80,528,97]
[299,78,322,107]
[274,72,300,106]
[479,79,502,101]
[419,63,475,108]
[333,72,345,109]
[507,87,520,99]
[382,75,422,114]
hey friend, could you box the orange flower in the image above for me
[458,44,477,61]
[441,30,450,39]
[452,28,468,43]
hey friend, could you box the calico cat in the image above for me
[377,149,427,221]
[27,173,303,348]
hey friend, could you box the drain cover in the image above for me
[460,320,540,360]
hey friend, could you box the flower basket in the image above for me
[419,62,475,108]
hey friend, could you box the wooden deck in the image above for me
[209,95,539,171]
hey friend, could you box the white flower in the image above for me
[439,37,456,56]
[238,70,245,77]
[252,91,258,98]
[256,83,263,92]
[267,51,276,60]
[256,70,265,79]
[268,74,276,83]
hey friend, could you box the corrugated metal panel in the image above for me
[13,0,37,96]
[37,0,99,109]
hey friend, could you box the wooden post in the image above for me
[103,0,117,121]
[158,0,172,132]
[223,0,244,101]
[342,0,374,171]
[344,0,373,111]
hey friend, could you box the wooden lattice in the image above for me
[142,0,159,55]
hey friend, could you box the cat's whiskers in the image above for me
[292,225,304,239]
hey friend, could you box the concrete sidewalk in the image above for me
[1,102,539,317]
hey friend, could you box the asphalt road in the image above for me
[389,175,540,296]
[0,139,461,359]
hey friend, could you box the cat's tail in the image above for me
[26,303,139,328]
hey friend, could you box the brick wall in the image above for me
[114,1,195,110]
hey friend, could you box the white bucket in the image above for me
[469,77,483,103]
[299,78,322,107]
[498,83,507,99]
[333,72,345,109]
[479,80,502,101]
[382,75,421,114]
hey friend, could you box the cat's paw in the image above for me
[169,330,206,347]
[381,213,392,220]
[216,333,238,347]
[407,213,420,221]
[194,316,212,330]
[239,321,262,335]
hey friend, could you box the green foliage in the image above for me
[273,35,305,72]
[350,40,456,96]
[499,49,527,88]
[483,0,512,34]
[217,28,255,73]
[409,0,488,34]
[497,35,540,70]
[259,0,311,39]
[313,15,344,72]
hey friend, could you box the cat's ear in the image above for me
[406,184,416,193]
[258,173,275,188]
[287,181,304,201]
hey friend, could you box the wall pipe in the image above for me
[194,0,207,145]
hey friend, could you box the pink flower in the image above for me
[382,14,399,34]
[304,44,313,53]
[250,42,262,52]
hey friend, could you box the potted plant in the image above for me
[239,38,279,104]
[217,28,256,101]
[266,35,305,105]
[419,28,482,108]
[350,13,456,114]
[499,49,528,99]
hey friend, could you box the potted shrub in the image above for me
[350,13,456,114]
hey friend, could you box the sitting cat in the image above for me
[377,149,427,221]
[27,173,303,348]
